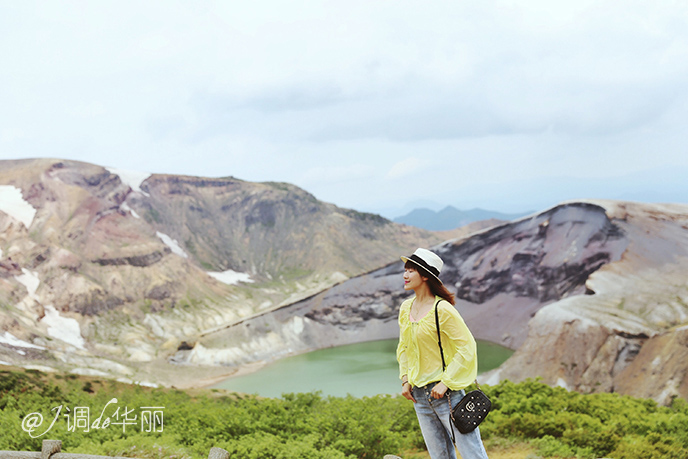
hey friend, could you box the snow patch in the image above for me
[40,305,86,349]
[207,269,253,285]
[106,167,151,196]
[137,381,159,388]
[71,368,110,377]
[0,185,37,228]
[15,268,40,300]
[121,201,140,219]
[116,378,159,388]
[0,332,45,350]
[289,316,304,335]
[0,360,11,366]
[156,232,188,258]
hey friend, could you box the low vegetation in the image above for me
[0,369,686,458]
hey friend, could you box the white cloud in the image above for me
[0,1,687,216]
[386,158,427,180]
[301,164,373,185]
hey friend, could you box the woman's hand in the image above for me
[431,382,448,399]
[401,382,416,403]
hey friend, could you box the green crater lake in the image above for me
[211,339,513,398]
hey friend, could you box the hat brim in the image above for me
[401,255,443,284]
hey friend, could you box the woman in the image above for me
[397,248,489,459]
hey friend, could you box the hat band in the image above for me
[407,254,440,278]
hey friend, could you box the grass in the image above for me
[399,440,536,459]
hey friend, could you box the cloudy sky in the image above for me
[1,1,687,218]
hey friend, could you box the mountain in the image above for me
[493,200,688,403]
[0,158,442,385]
[180,200,688,404]
[4,158,686,404]
[393,206,531,231]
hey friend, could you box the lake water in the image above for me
[211,339,513,398]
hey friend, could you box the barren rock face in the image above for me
[443,203,627,303]
[0,158,439,385]
[439,203,629,348]
[185,204,626,363]
[493,201,688,404]
[186,200,688,404]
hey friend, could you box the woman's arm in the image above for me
[396,338,409,382]
[397,299,415,402]
[437,301,478,390]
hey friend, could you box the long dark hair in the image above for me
[405,261,456,305]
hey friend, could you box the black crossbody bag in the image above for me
[434,301,492,435]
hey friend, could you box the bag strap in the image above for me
[433,299,446,371]
[435,299,461,447]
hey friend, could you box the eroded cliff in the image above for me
[174,204,603,357]
[0,158,440,385]
[179,200,688,403]
[494,201,688,404]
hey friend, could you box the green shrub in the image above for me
[1,371,687,458]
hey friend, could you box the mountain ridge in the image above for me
[0,158,443,385]
[3,158,686,404]
[177,199,688,403]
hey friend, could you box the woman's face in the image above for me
[403,265,426,291]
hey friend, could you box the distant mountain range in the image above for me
[393,206,531,231]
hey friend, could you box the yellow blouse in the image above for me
[396,295,478,390]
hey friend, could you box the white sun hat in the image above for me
[400,248,444,284]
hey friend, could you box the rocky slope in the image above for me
[0,158,440,385]
[3,158,685,403]
[493,200,688,404]
[178,200,688,403]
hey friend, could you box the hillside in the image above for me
[3,158,686,404]
[0,158,441,385]
[182,200,688,403]
[494,200,688,404]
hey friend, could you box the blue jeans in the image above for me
[412,382,489,459]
